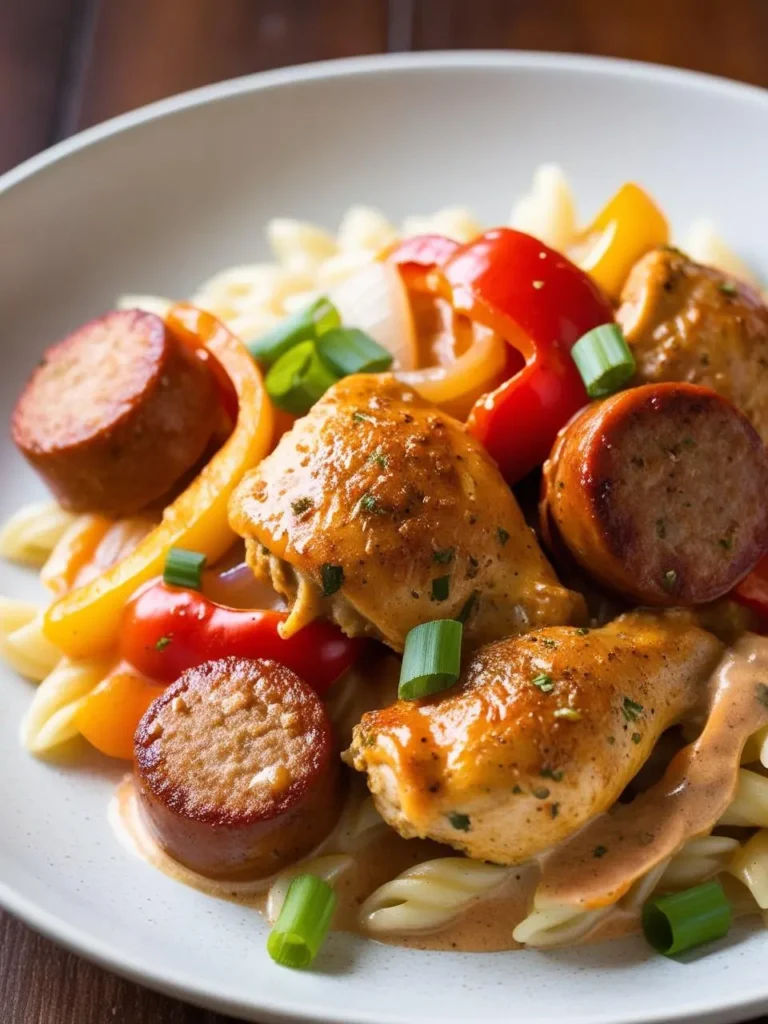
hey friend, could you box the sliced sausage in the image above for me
[134,657,342,879]
[541,383,768,606]
[12,309,218,516]
[617,247,768,446]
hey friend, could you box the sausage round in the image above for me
[541,383,768,606]
[12,309,218,516]
[134,656,343,879]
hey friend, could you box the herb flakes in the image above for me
[447,812,471,832]
[622,697,644,722]
[155,636,172,652]
[431,575,450,602]
[321,564,344,596]
[531,673,555,693]
[291,496,313,515]
[497,527,510,546]
[433,548,455,564]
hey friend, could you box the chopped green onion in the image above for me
[266,874,337,969]
[447,811,471,831]
[642,880,731,957]
[265,340,339,415]
[399,619,463,700]
[248,297,340,366]
[163,547,206,589]
[571,324,636,399]
[316,327,393,376]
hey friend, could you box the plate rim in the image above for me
[1,48,768,1024]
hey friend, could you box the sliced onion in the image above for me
[328,262,418,371]
[397,330,509,420]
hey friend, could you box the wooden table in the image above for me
[0,1,766,1020]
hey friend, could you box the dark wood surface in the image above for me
[0,1,766,1021]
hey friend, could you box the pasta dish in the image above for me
[3,167,768,968]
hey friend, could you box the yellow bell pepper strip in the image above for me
[43,305,273,659]
[75,666,162,760]
[575,183,669,301]
[40,514,112,597]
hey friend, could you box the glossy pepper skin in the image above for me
[390,229,615,484]
[43,305,274,659]
[577,182,669,301]
[121,579,366,695]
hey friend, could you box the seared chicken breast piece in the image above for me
[617,247,768,445]
[230,375,584,651]
[346,612,722,864]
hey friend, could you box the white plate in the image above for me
[1,51,767,1024]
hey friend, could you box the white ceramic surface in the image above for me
[0,52,767,1024]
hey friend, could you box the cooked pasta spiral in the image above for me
[0,502,76,566]
[729,829,768,911]
[0,601,60,681]
[21,656,110,753]
[719,769,768,828]
[266,854,354,925]
[359,858,509,936]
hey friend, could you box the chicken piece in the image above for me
[346,612,722,864]
[230,375,583,651]
[617,247,768,445]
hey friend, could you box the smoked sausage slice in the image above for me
[12,309,218,516]
[541,383,768,606]
[134,657,342,879]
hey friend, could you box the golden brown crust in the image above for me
[134,657,342,879]
[12,309,218,516]
[230,374,584,650]
[347,612,722,864]
[541,383,768,606]
[618,247,768,445]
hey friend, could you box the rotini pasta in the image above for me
[719,768,768,828]
[21,656,111,753]
[729,829,768,910]
[266,854,354,924]
[685,219,763,290]
[741,727,768,769]
[0,501,76,566]
[509,163,579,253]
[359,858,509,935]
[0,606,61,682]
[658,836,740,890]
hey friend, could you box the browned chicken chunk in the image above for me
[346,612,722,864]
[617,247,768,445]
[229,375,584,651]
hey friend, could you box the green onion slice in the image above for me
[248,296,340,366]
[163,547,206,590]
[399,619,463,700]
[316,327,393,376]
[265,340,339,414]
[266,874,337,969]
[642,880,731,957]
[571,323,636,399]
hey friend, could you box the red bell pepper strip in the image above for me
[120,579,365,695]
[385,234,459,294]
[388,229,615,483]
[732,555,768,626]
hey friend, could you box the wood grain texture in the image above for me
[412,0,768,86]
[0,0,81,172]
[77,0,390,129]
[0,911,242,1023]
[1,0,768,1021]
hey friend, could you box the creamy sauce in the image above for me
[110,635,768,954]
